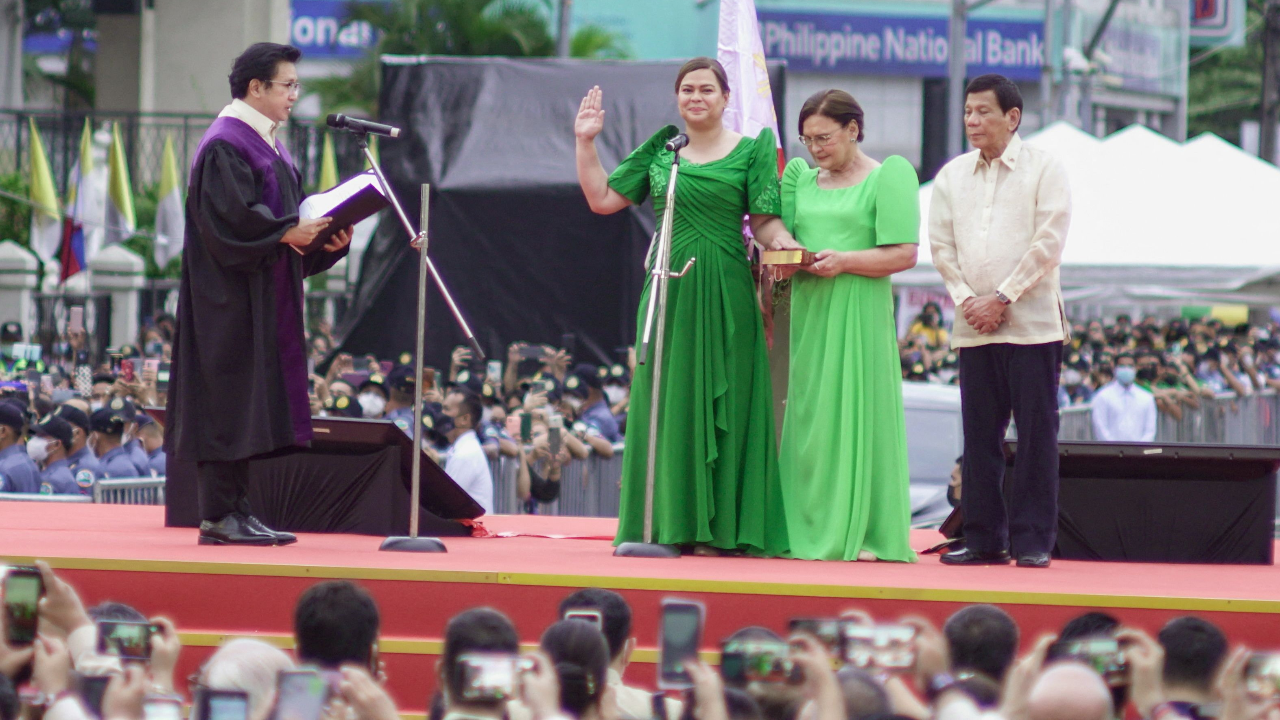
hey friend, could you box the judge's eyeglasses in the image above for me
[267,80,303,96]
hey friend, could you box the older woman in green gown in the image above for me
[574,57,801,556]
[779,89,921,562]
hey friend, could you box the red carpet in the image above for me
[2,504,1278,715]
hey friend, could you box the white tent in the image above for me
[901,122,1280,306]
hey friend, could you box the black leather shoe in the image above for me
[240,514,298,546]
[198,514,276,546]
[940,548,1012,565]
[1016,552,1051,568]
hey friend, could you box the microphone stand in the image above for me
[614,143,694,559]
[347,130,481,553]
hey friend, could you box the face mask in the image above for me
[603,386,625,406]
[435,415,456,439]
[26,436,49,463]
[1115,366,1137,386]
[358,393,386,418]
[1062,369,1083,386]
[90,400,105,412]
[567,396,584,412]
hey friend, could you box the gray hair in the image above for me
[202,639,296,720]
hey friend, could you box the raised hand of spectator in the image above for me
[519,650,562,720]
[999,634,1056,720]
[508,343,528,366]
[901,615,948,690]
[103,665,148,720]
[544,348,571,380]
[788,634,843,720]
[450,346,473,378]
[327,353,354,382]
[337,666,400,720]
[685,660,729,720]
[524,389,549,411]
[32,635,72,697]
[1115,627,1164,718]
[148,617,182,696]
[36,561,92,636]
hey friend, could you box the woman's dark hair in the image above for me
[540,620,610,718]
[797,89,865,142]
[964,74,1023,129]
[229,42,302,99]
[675,57,729,94]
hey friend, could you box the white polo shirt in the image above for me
[444,429,493,513]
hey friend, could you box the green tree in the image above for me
[310,0,631,116]
[1187,5,1263,143]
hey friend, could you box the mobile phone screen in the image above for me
[97,620,154,660]
[274,671,329,720]
[3,568,43,646]
[144,699,183,720]
[69,306,85,334]
[457,653,517,702]
[520,413,533,444]
[659,600,703,688]
[486,360,502,382]
[207,693,249,720]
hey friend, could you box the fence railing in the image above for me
[1059,391,1280,445]
[0,477,165,505]
[487,445,626,517]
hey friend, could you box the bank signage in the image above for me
[291,0,380,59]
[758,11,1044,80]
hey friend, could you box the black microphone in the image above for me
[326,114,402,139]
[665,133,690,152]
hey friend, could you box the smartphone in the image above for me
[69,306,85,334]
[157,362,171,391]
[121,359,136,383]
[78,674,113,718]
[41,374,54,395]
[486,360,502,382]
[109,352,123,374]
[520,412,533,444]
[194,689,250,720]
[3,565,44,647]
[1245,653,1280,699]
[144,696,184,720]
[143,358,160,378]
[564,609,603,631]
[97,620,157,661]
[789,618,844,659]
[842,623,917,671]
[519,345,547,360]
[1046,638,1128,687]
[457,652,518,702]
[658,598,705,689]
[719,639,798,685]
[548,415,563,456]
[423,368,436,390]
[560,333,577,357]
[272,670,331,720]
[75,365,93,395]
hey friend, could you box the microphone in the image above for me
[665,133,690,152]
[326,114,401,139]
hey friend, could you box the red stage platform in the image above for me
[2,504,1278,716]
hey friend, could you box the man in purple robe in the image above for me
[165,43,352,546]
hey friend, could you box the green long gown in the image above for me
[609,125,790,557]
[778,155,919,562]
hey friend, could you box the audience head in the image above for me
[1159,616,1227,693]
[293,580,380,671]
[540,619,612,719]
[835,667,890,720]
[441,608,519,710]
[944,604,1020,683]
[88,601,148,623]
[1028,662,1113,720]
[201,638,297,720]
[558,588,632,665]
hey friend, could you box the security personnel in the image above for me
[55,404,102,490]
[122,409,153,476]
[322,394,364,418]
[0,401,38,493]
[90,399,144,479]
[382,365,417,435]
[30,415,79,495]
[136,416,166,477]
[564,363,622,443]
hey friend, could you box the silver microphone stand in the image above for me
[345,131,481,553]
[615,138,695,559]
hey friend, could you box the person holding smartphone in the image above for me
[165,43,352,546]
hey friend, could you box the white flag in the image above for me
[718,0,784,171]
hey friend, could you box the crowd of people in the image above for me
[0,564,1275,720]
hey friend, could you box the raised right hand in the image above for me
[574,86,605,141]
[282,217,332,248]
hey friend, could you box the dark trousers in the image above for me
[958,341,1063,555]
[196,459,251,522]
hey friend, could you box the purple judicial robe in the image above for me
[164,116,347,462]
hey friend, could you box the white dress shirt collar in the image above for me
[973,132,1022,173]
[219,98,280,152]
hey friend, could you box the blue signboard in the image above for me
[291,0,380,59]
[758,11,1044,81]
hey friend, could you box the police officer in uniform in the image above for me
[382,365,417,436]
[0,401,39,493]
[322,394,364,418]
[55,404,102,490]
[563,363,622,443]
[90,399,144,479]
[29,415,78,494]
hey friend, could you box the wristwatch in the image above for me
[995,290,1012,305]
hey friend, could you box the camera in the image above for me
[457,652,522,702]
[788,618,843,659]
[658,599,705,689]
[270,670,332,720]
[719,639,800,685]
[842,623,917,671]
[97,620,160,661]
[1244,653,1280,699]
[1047,638,1128,687]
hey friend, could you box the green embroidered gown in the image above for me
[609,125,789,556]
[778,155,919,562]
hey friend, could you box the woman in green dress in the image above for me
[573,57,801,556]
[779,89,921,562]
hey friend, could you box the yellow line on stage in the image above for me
[5,555,1279,616]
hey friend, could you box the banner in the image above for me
[290,0,380,60]
[759,11,1044,81]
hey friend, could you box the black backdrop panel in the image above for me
[1009,442,1280,564]
[336,57,786,368]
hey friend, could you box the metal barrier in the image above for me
[93,478,166,505]
[485,445,626,517]
[0,492,91,503]
[1058,391,1280,445]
